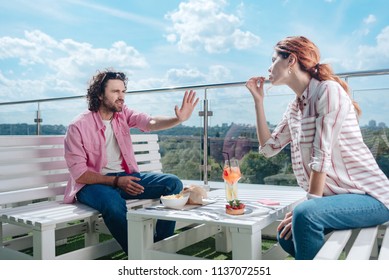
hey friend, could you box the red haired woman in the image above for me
[246,36,389,259]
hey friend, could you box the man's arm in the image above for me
[148,90,199,131]
[148,116,182,131]
[76,170,117,186]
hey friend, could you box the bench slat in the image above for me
[379,225,389,260]
[0,136,64,146]
[134,152,161,162]
[2,201,100,227]
[0,161,68,176]
[131,134,158,142]
[133,142,160,153]
[314,230,352,260]
[0,186,65,205]
[0,147,64,163]
[0,134,158,145]
[346,226,378,260]
[0,173,69,192]
[138,162,162,173]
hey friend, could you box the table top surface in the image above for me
[127,182,306,229]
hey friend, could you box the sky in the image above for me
[0,0,389,126]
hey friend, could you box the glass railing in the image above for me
[1,69,389,186]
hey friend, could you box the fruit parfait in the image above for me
[225,199,246,215]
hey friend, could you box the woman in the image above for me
[245,36,389,260]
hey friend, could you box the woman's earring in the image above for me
[288,67,292,74]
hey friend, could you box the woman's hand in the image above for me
[245,76,266,102]
[277,211,293,240]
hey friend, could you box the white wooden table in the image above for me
[126,182,306,260]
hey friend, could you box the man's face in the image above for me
[100,79,126,113]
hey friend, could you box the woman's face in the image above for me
[268,51,290,85]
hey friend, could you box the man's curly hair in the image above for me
[86,69,128,112]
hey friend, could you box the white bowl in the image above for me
[160,193,189,209]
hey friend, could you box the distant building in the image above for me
[369,120,377,128]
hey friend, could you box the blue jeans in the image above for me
[277,194,389,260]
[76,172,183,254]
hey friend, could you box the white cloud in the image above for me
[166,67,206,85]
[232,29,261,50]
[363,14,376,25]
[164,64,231,85]
[357,26,389,69]
[127,64,232,91]
[208,65,232,82]
[0,30,148,74]
[0,69,80,102]
[355,14,377,36]
[0,30,149,101]
[165,0,260,53]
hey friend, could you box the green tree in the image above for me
[377,154,389,179]
[160,139,202,180]
[239,151,282,184]
[208,156,224,182]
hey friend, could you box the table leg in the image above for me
[230,226,262,260]
[127,215,154,260]
[215,226,232,253]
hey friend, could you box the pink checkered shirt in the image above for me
[63,105,151,203]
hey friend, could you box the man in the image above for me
[64,69,199,254]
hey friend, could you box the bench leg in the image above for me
[33,226,56,259]
[84,216,100,246]
[378,225,389,260]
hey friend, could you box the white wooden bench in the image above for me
[0,134,162,260]
[314,223,389,260]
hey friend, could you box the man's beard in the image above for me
[101,97,122,113]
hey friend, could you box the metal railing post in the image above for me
[34,102,42,135]
[199,88,213,188]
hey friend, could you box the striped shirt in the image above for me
[259,78,389,208]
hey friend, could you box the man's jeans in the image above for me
[277,194,389,260]
[76,172,183,254]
